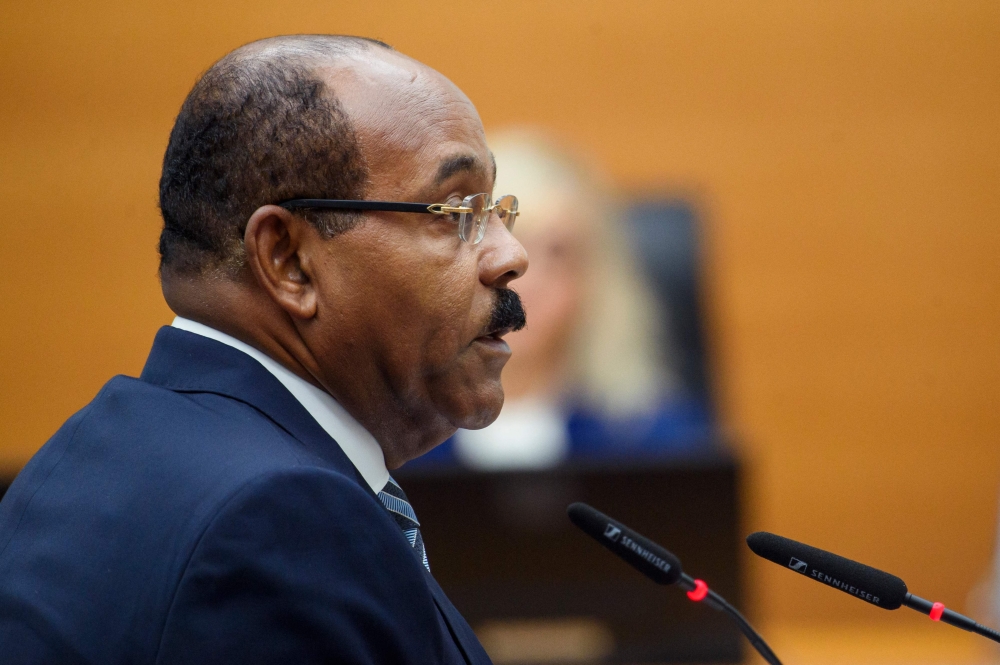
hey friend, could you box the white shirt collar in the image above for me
[170,317,390,493]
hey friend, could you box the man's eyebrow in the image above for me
[434,154,490,186]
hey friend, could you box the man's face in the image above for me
[304,55,528,465]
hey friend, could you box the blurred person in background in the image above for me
[415,130,715,471]
[967,501,1000,641]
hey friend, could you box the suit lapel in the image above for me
[424,572,493,665]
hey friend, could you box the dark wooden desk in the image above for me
[397,453,744,663]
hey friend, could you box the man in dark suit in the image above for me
[0,34,527,663]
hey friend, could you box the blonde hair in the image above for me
[490,128,677,416]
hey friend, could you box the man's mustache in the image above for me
[487,288,526,336]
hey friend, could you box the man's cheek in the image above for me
[427,341,495,389]
[420,321,473,370]
[422,297,481,361]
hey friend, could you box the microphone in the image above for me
[747,532,1000,644]
[568,503,783,665]
[567,501,682,585]
[746,531,907,609]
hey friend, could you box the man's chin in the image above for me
[454,407,502,431]
[387,380,503,466]
[425,360,507,429]
[443,386,505,431]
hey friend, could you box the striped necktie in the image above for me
[377,476,429,571]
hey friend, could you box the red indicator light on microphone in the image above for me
[929,602,945,621]
[687,579,709,602]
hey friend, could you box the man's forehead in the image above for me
[314,50,492,192]
[322,52,476,128]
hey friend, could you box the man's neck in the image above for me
[163,274,323,387]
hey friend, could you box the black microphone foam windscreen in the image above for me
[567,503,682,585]
[746,532,908,610]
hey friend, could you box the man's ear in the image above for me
[243,205,318,320]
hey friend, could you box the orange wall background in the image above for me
[2,0,999,634]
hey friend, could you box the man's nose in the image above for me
[479,215,528,289]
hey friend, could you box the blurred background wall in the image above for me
[2,0,998,649]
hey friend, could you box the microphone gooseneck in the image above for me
[901,594,1000,643]
[567,503,783,665]
[747,531,1000,644]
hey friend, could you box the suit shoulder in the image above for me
[92,374,312,468]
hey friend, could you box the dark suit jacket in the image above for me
[0,327,492,664]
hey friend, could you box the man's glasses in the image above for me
[280,193,519,244]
